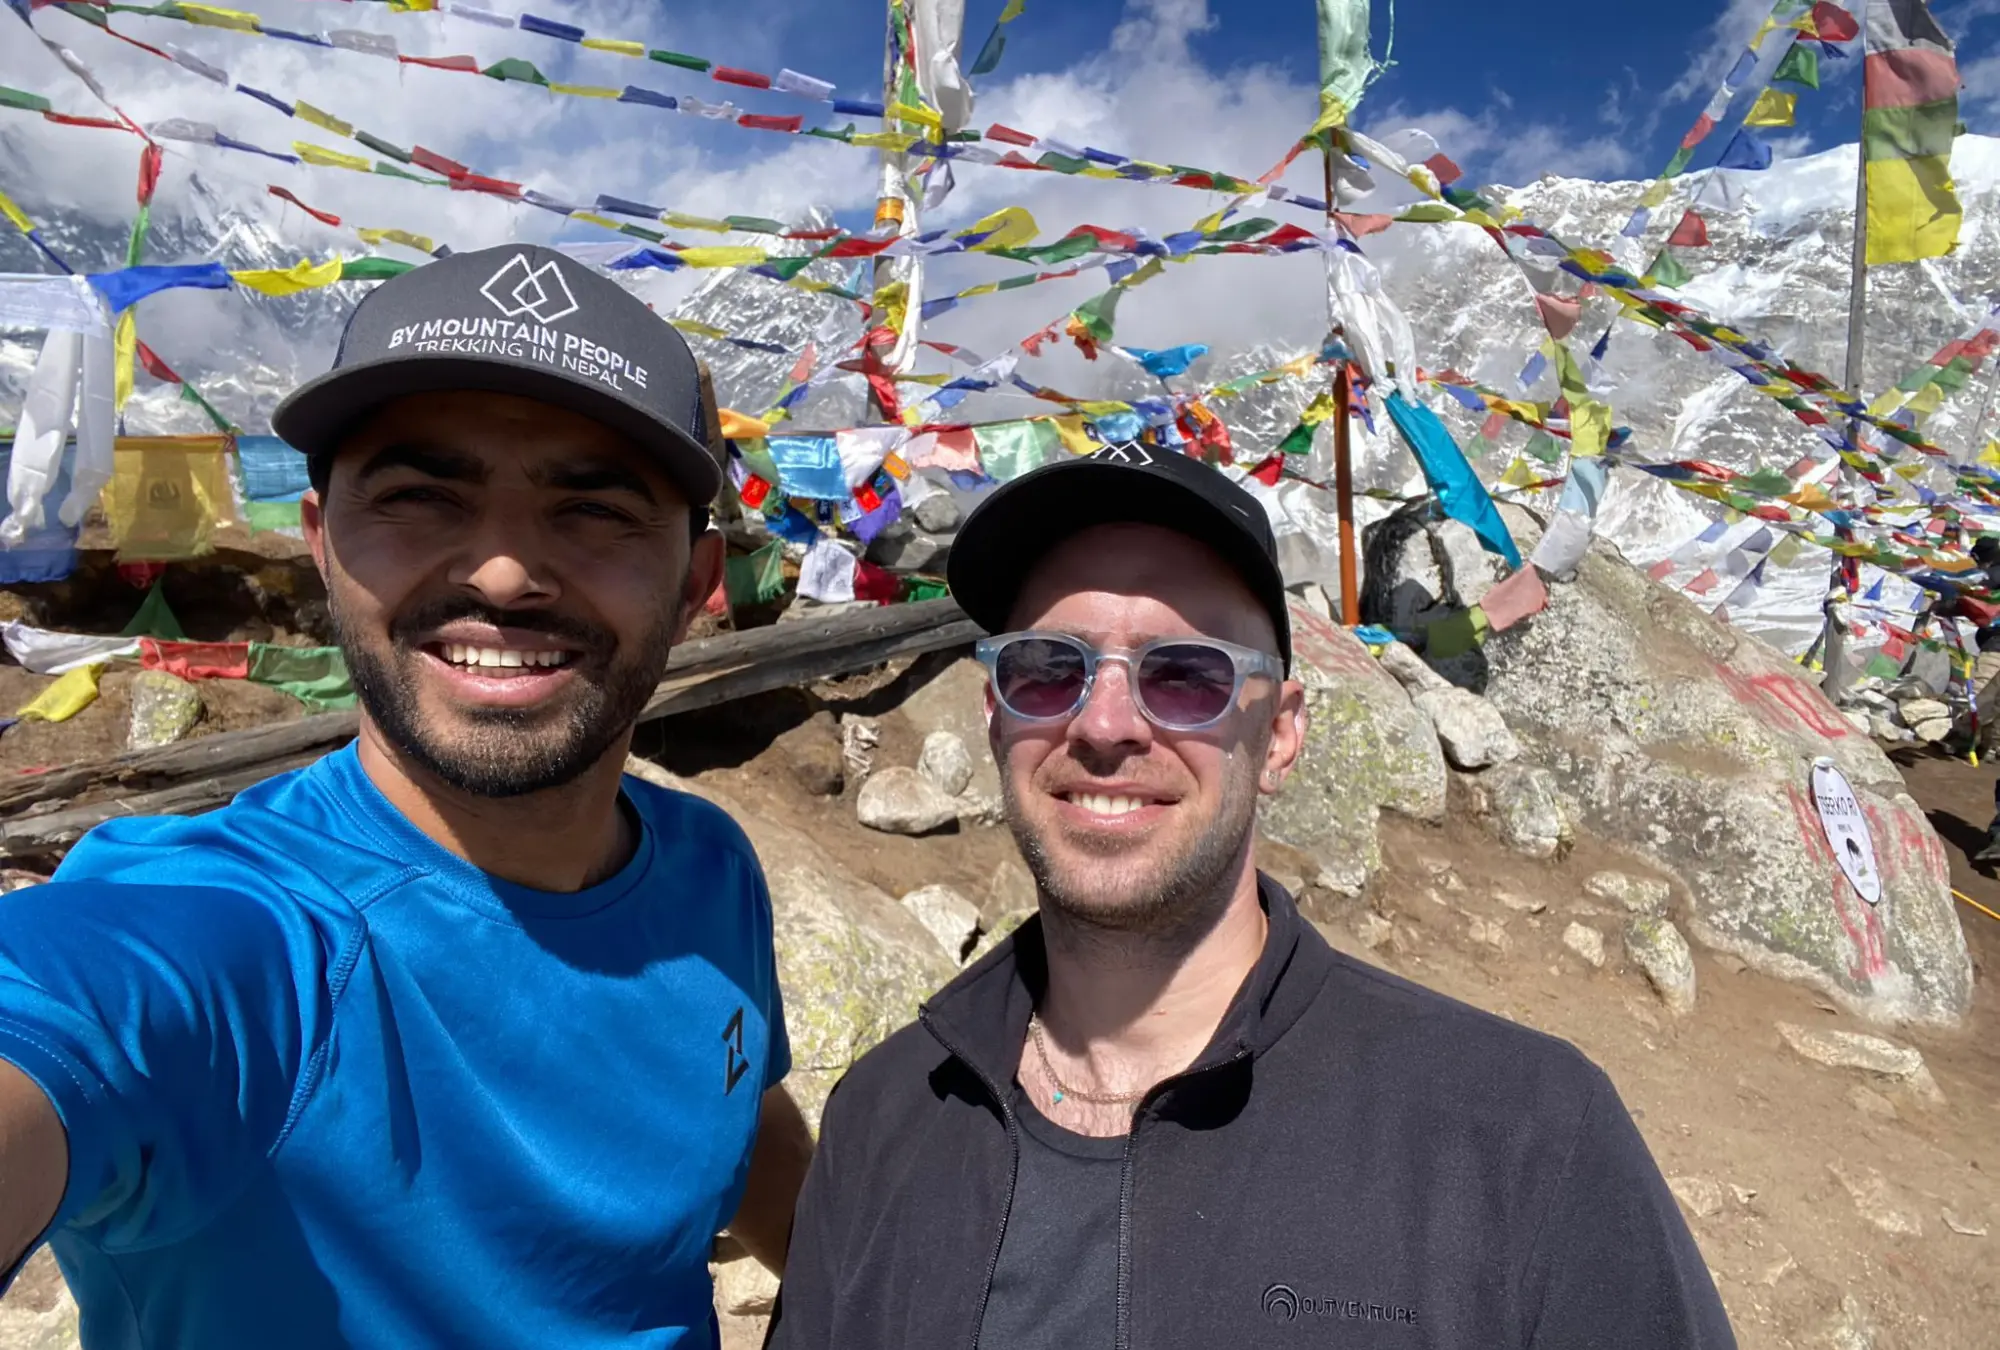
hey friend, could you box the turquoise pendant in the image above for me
[1052,1089,1065,1105]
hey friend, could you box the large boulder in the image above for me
[1479,545,1971,1027]
[897,658,1000,802]
[1263,599,1448,885]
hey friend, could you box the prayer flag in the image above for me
[1314,0,1373,131]
[1862,0,1963,264]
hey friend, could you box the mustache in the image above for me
[388,597,612,654]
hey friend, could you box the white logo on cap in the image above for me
[1096,441,1156,466]
[479,254,580,324]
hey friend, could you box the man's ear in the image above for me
[673,526,727,643]
[1258,681,1309,796]
[301,489,330,580]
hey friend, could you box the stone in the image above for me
[1377,639,1452,695]
[125,669,202,751]
[1465,762,1566,859]
[916,730,974,798]
[0,1249,78,1350]
[1496,891,1547,914]
[1413,688,1521,769]
[1467,914,1510,952]
[1354,913,1395,950]
[900,884,981,962]
[1584,870,1671,916]
[840,716,880,786]
[711,1254,779,1318]
[1758,1247,1796,1287]
[1897,697,1950,728]
[1313,855,1369,898]
[0,870,47,893]
[912,492,962,534]
[1562,923,1607,969]
[1363,510,1447,637]
[1846,1085,1898,1120]
[1261,599,1448,890]
[967,908,1035,965]
[1667,1175,1725,1219]
[771,710,844,798]
[1776,1024,1947,1107]
[863,528,946,573]
[1868,713,1904,743]
[1942,1209,1989,1238]
[953,791,1004,828]
[1827,1162,1924,1237]
[1841,709,1873,736]
[1913,718,1953,744]
[1625,916,1697,1016]
[982,857,1038,930]
[1477,542,1972,1027]
[1433,519,1503,608]
[897,659,1001,802]
[857,767,959,836]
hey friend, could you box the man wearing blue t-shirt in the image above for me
[0,244,810,1348]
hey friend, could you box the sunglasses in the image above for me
[974,631,1283,732]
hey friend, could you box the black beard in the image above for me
[329,586,681,799]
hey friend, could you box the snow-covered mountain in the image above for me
[8,133,2000,652]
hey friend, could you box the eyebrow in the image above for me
[355,443,487,485]
[534,461,658,505]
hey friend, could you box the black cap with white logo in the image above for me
[272,243,719,504]
[946,442,1293,672]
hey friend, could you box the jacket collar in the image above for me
[919,873,1333,1096]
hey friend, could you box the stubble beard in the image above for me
[328,580,682,799]
[1000,743,1265,950]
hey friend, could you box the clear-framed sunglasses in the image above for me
[974,631,1283,733]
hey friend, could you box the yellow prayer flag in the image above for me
[1866,156,1962,265]
[231,257,345,297]
[886,101,944,133]
[550,84,623,100]
[568,212,624,231]
[1460,209,1500,229]
[389,0,438,9]
[293,142,372,173]
[850,131,920,152]
[580,37,646,56]
[662,212,731,233]
[718,409,770,440]
[179,2,259,30]
[675,247,766,268]
[1299,391,1339,426]
[1640,179,1673,209]
[1048,415,1097,456]
[1785,483,1836,513]
[1979,440,2000,469]
[294,101,353,138]
[670,318,729,340]
[17,664,103,723]
[1906,382,1946,416]
[1745,89,1797,128]
[113,309,135,412]
[356,227,436,255]
[0,188,34,235]
[1499,457,1540,489]
[1868,388,1911,417]
[958,282,1001,298]
[1076,401,1134,417]
[999,0,1025,19]
[962,206,1037,251]
[1569,396,1611,459]
[106,436,236,561]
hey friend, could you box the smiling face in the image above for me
[992,522,1306,936]
[302,390,722,799]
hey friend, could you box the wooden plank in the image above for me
[0,599,972,818]
[0,610,980,854]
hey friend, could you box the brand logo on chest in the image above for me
[722,1006,752,1096]
[1262,1282,1420,1329]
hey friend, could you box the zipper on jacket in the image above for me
[918,1010,1022,1350]
[1114,1046,1252,1350]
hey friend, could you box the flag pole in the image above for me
[868,0,908,425]
[1325,142,1361,626]
[1819,114,1873,687]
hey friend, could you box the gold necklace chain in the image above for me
[1027,1013,1148,1107]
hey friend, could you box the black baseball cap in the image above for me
[272,243,720,504]
[947,442,1293,672]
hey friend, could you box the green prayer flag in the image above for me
[1277,421,1317,456]
[1524,430,1562,464]
[1036,152,1090,174]
[125,202,150,268]
[1933,357,1974,393]
[903,577,949,603]
[339,257,416,282]
[1648,249,1693,289]
[1070,287,1124,343]
[973,420,1058,483]
[0,88,52,114]
[1770,533,1806,567]
[373,163,447,185]
[1315,0,1373,127]
[1774,42,1820,90]
[649,50,712,71]
[724,541,786,607]
[1424,606,1489,659]
[1204,217,1279,243]
[726,216,788,234]
[1739,468,1795,497]
[617,223,665,243]
[120,581,186,640]
[760,255,816,282]
[178,382,234,432]
[355,131,413,163]
[483,58,550,87]
[242,500,302,533]
[247,644,355,710]
[1665,146,1696,177]
[1865,652,1904,680]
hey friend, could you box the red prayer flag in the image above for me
[712,66,772,89]
[1423,152,1462,186]
[738,113,803,133]
[400,53,480,72]
[1647,559,1676,582]
[40,111,126,130]
[136,142,163,204]
[1684,569,1721,596]
[738,474,772,509]
[1333,211,1394,239]
[449,172,524,199]
[411,145,469,178]
[983,123,1036,147]
[136,340,181,384]
[1809,1,1859,43]
[1679,113,1716,151]
[1534,293,1582,340]
[267,185,341,227]
[1246,455,1284,487]
[140,638,252,681]
[1666,210,1710,248]
[852,561,900,604]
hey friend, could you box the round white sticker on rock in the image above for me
[1811,758,1882,906]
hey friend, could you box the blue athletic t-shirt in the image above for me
[0,743,788,1349]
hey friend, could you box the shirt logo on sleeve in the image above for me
[722,1006,752,1096]
[1262,1282,1420,1329]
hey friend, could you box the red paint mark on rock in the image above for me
[1287,602,1381,680]
[1717,663,1850,741]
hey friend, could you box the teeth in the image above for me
[1071,792,1145,817]
[439,645,572,670]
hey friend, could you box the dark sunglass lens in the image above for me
[995,638,1089,719]
[1137,643,1238,727]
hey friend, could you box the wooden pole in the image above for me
[868,0,906,424]
[1324,143,1361,626]
[1820,134,1873,688]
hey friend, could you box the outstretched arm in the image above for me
[726,1085,814,1274]
[0,1060,64,1276]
